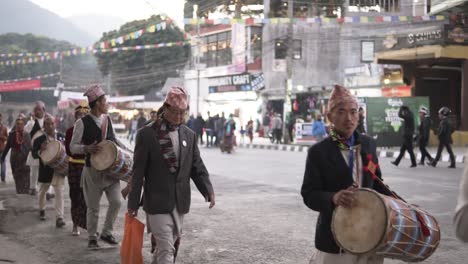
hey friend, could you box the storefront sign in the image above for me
[366,97,429,147]
[208,73,252,93]
[407,29,443,45]
[251,73,265,91]
[445,25,468,45]
[0,80,41,92]
[361,41,375,62]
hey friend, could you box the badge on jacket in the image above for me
[182,140,187,147]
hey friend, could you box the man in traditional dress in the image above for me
[65,105,89,236]
[0,113,8,183]
[32,114,66,228]
[127,86,215,264]
[70,85,124,249]
[25,101,47,195]
[301,85,395,264]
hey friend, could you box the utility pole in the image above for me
[283,0,294,144]
[194,4,201,115]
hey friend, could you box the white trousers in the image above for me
[38,174,65,219]
[30,165,39,191]
[310,250,384,264]
[147,208,184,264]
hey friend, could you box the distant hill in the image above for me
[67,14,126,39]
[0,0,95,47]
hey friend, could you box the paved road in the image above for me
[0,144,467,263]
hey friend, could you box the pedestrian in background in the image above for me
[417,106,433,165]
[194,113,205,145]
[246,119,254,144]
[205,111,214,147]
[312,114,327,142]
[356,107,366,134]
[127,116,138,143]
[1,116,31,193]
[428,106,456,168]
[239,126,246,144]
[137,111,147,130]
[271,113,283,144]
[128,86,215,264]
[216,113,226,146]
[65,105,89,236]
[0,113,8,182]
[391,105,417,168]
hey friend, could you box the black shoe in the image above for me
[418,162,425,166]
[448,164,456,168]
[39,210,46,220]
[88,239,100,250]
[391,161,398,166]
[100,234,118,245]
[30,189,36,196]
[427,161,437,167]
[46,193,55,201]
[56,218,66,228]
[410,164,417,168]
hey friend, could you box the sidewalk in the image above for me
[117,134,467,164]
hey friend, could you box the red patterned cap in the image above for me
[327,85,358,112]
[165,86,188,110]
[83,85,106,103]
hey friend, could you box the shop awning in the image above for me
[429,0,468,15]
[375,45,468,64]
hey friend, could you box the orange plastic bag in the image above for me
[121,213,145,264]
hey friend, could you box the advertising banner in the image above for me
[0,80,41,92]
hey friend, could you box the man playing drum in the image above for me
[70,85,128,249]
[127,86,215,264]
[32,114,66,228]
[301,85,395,264]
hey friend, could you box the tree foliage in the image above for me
[94,15,190,96]
[0,33,83,88]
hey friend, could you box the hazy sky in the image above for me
[31,0,185,26]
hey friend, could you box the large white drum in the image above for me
[90,140,132,182]
[332,188,440,262]
[40,140,68,176]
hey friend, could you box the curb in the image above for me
[236,143,466,164]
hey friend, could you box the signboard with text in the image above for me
[0,80,41,92]
[208,73,264,93]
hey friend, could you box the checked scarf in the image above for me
[330,128,361,182]
[156,118,179,174]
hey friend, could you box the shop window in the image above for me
[249,26,262,63]
[293,40,302,60]
[348,0,400,13]
[199,31,232,67]
[270,0,288,18]
[275,39,287,59]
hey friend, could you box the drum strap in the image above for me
[370,170,432,237]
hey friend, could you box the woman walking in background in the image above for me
[65,105,89,236]
[1,116,31,194]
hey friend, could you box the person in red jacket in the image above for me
[65,105,89,236]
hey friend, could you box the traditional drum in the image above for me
[90,140,132,182]
[40,140,68,176]
[332,188,440,262]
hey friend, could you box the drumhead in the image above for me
[91,140,117,171]
[40,141,60,164]
[332,188,388,254]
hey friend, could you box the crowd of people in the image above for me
[0,84,466,264]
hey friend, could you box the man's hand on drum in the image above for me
[85,142,101,154]
[333,186,356,208]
